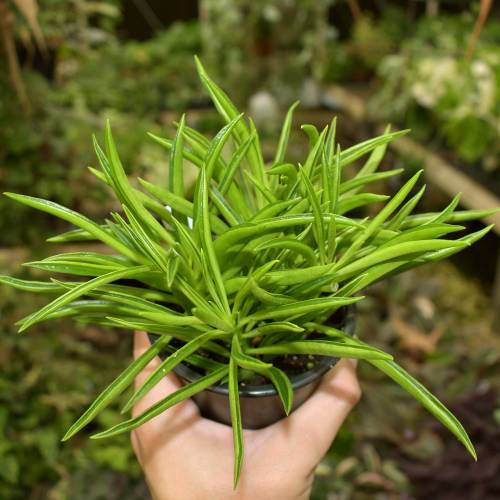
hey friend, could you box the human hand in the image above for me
[131,331,361,500]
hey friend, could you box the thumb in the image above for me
[288,358,361,461]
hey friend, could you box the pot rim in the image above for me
[151,305,356,398]
[173,354,338,397]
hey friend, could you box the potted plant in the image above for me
[1,58,496,487]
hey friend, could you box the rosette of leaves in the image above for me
[2,58,496,486]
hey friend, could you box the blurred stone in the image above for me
[248,90,279,130]
[414,296,435,320]
[299,78,322,109]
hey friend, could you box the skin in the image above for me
[131,331,361,500]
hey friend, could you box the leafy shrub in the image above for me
[370,14,500,173]
[0,19,201,245]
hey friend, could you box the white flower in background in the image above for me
[411,57,457,108]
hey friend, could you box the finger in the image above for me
[286,359,361,461]
[130,428,142,462]
[134,331,160,388]
[132,331,198,421]
[133,331,183,412]
[133,331,180,391]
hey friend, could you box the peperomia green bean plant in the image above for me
[1,57,495,486]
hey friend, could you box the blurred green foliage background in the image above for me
[1,1,499,498]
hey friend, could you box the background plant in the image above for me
[323,6,410,83]
[2,60,495,486]
[0,2,201,245]
[200,0,333,107]
[370,13,500,174]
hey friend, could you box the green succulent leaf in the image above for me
[4,193,140,261]
[339,130,409,167]
[253,238,316,266]
[122,330,229,413]
[63,335,171,441]
[274,101,300,165]
[340,169,404,195]
[205,113,244,181]
[194,165,231,315]
[229,338,244,488]
[242,321,304,339]
[99,124,175,247]
[233,351,293,415]
[336,169,423,266]
[355,125,392,179]
[402,208,500,228]
[91,366,228,439]
[311,323,476,459]
[299,165,326,263]
[139,178,229,235]
[0,276,64,293]
[372,359,476,459]
[248,339,392,360]
[170,113,186,198]
[386,184,426,230]
[247,296,363,322]
[148,132,204,167]
[17,265,152,332]
[335,239,468,282]
[337,193,390,214]
[214,214,361,255]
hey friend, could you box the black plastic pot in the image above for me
[150,306,355,429]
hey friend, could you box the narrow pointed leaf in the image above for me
[0,276,63,293]
[229,339,244,488]
[4,193,139,260]
[370,359,476,459]
[63,335,171,440]
[214,214,361,255]
[205,113,244,181]
[340,169,404,195]
[274,101,299,165]
[247,296,362,322]
[138,178,229,234]
[91,366,228,439]
[194,165,231,314]
[299,165,326,263]
[122,330,228,413]
[423,193,461,225]
[18,265,152,332]
[337,170,423,266]
[386,185,426,230]
[248,340,392,360]
[335,239,468,281]
[339,130,409,167]
[219,131,256,195]
[233,352,293,415]
[242,322,304,339]
[253,238,316,266]
[170,113,186,196]
[337,194,390,214]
